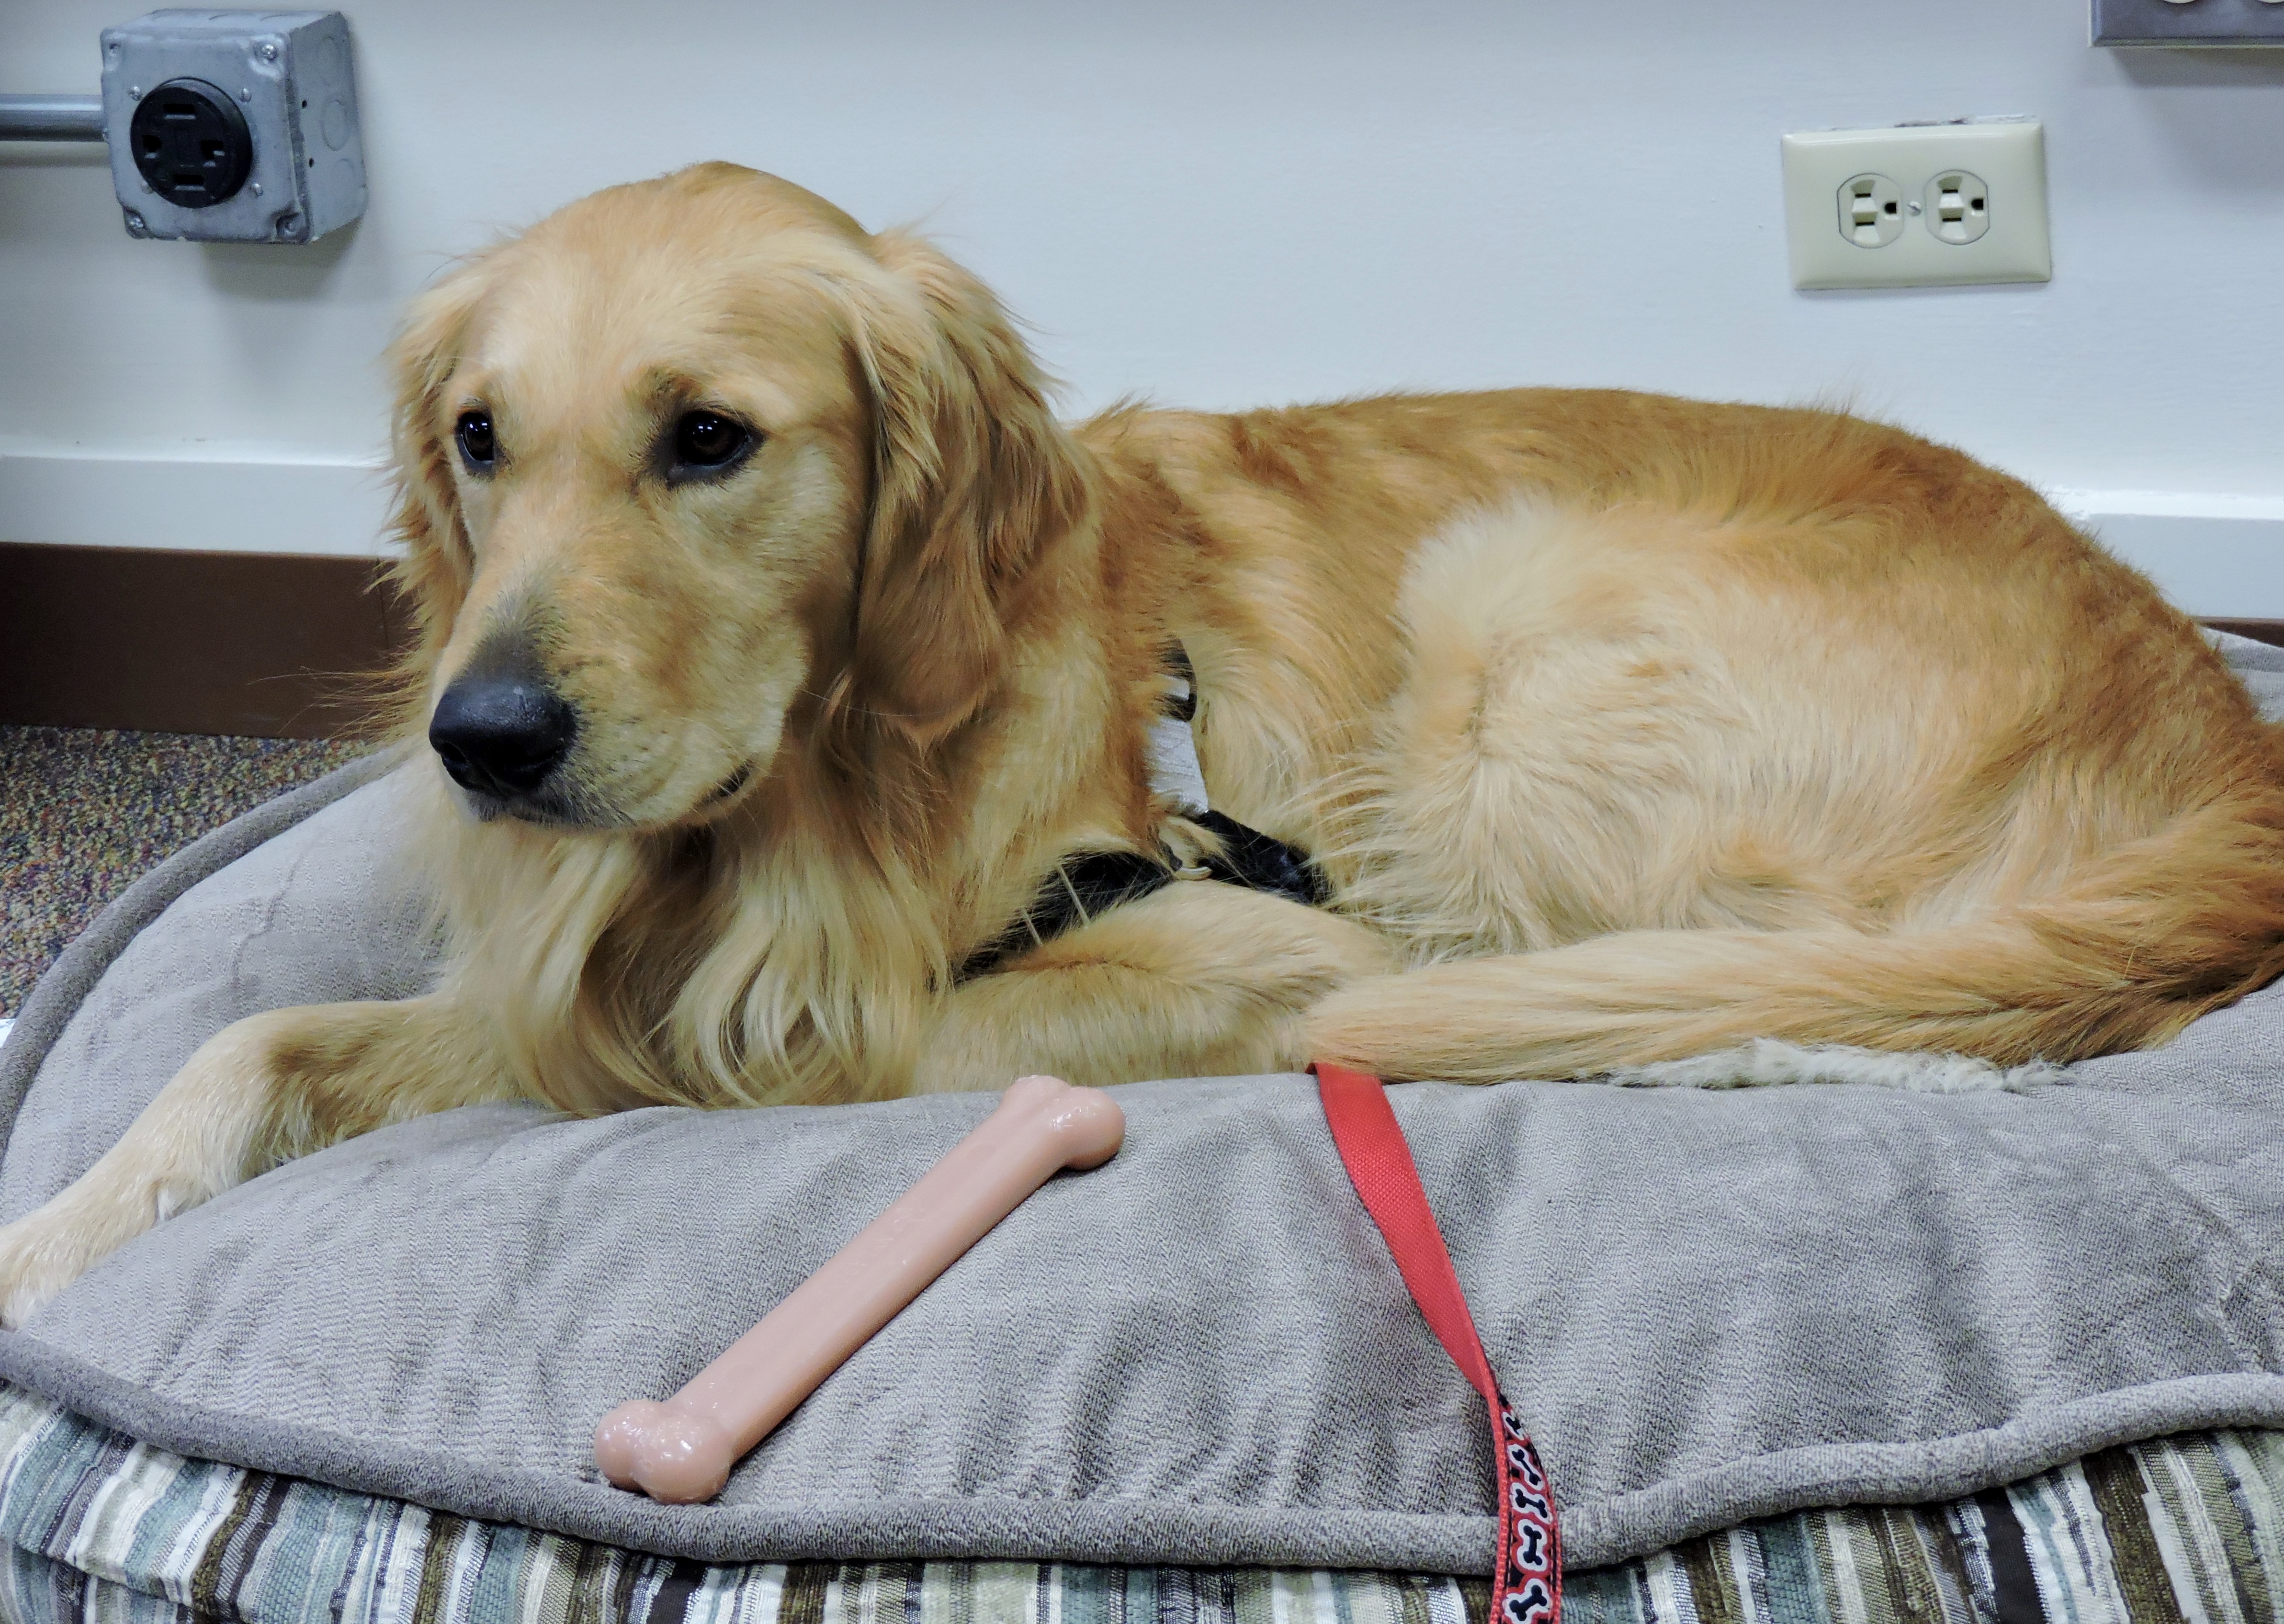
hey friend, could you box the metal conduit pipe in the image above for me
[0,96,107,141]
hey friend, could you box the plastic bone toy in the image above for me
[593,1074,1126,1503]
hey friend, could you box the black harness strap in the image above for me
[1191,808,1329,910]
[957,812,1329,980]
[958,849,1180,979]
[958,638,1329,985]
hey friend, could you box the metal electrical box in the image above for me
[99,10,366,244]
[2092,0,2284,46]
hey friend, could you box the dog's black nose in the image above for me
[428,676,578,798]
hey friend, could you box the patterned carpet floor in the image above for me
[0,727,369,1017]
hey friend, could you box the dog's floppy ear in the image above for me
[383,253,496,680]
[839,230,1090,745]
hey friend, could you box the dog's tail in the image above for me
[1305,788,2284,1082]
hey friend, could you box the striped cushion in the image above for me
[0,1387,2272,1624]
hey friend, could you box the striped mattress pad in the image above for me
[0,1385,2274,1624]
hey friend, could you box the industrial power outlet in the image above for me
[1781,120,2050,292]
[100,10,365,244]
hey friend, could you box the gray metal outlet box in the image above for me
[2092,0,2284,45]
[99,10,367,244]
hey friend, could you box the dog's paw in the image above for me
[0,1180,166,1329]
[0,1016,300,1329]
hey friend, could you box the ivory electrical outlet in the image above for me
[1781,120,2050,291]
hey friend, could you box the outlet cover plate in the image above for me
[1781,120,2050,292]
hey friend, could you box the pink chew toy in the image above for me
[592,1073,1126,1504]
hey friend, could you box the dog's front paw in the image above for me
[0,1179,168,1329]
[0,1014,311,1329]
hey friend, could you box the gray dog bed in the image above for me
[0,636,2278,1576]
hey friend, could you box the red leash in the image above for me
[1314,1064,1561,1624]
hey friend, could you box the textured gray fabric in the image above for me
[0,746,404,1170]
[0,641,2276,1575]
[0,758,439,1221]
[2221,628,2284,674]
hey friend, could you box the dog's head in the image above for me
[388,163,1088,830]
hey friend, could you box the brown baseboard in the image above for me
[2203,618,2284,649]
[0,542,411,739]
[1,541,2278,739]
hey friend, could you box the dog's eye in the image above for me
[672,410,752,473]
[456,410,496,472]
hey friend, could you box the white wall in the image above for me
[3,0,2281,610]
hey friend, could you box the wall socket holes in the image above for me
[1782,120,2049,290]
[127,78,253,207]
[1840,174,1905,246]
[1928,170,1989,244]
[1836,170,1986,249]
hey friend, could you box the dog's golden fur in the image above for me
[4,162,2280,1322]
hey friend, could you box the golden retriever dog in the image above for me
[3,162,2280,1323]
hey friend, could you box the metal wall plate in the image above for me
[2093,0,2284,47]
[99,10,367,244]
